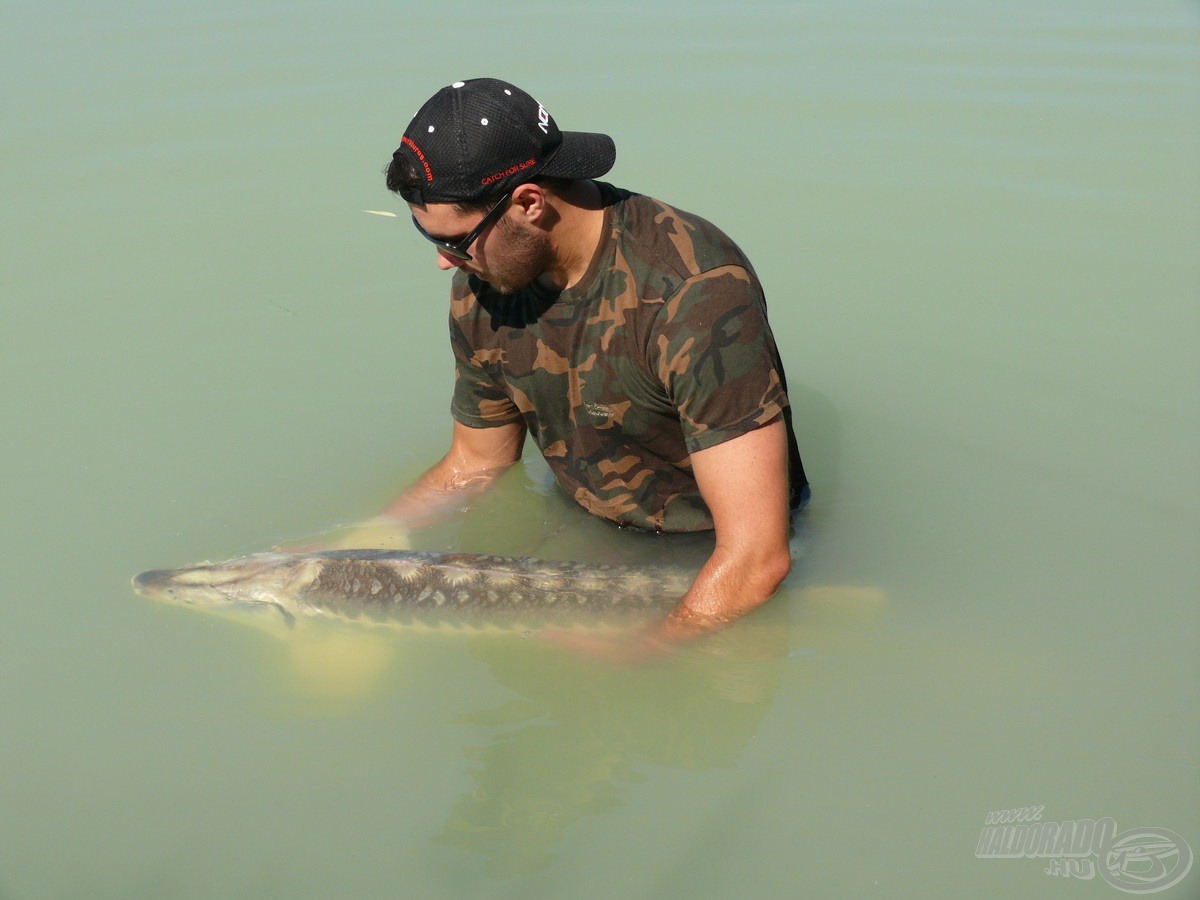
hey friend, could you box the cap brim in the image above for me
[539,131,616,181]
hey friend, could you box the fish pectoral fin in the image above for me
[274,604,297,629]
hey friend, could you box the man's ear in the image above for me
[510,182,549,225]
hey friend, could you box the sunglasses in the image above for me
[410,193,511,261]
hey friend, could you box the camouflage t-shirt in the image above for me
[449,183,807,532]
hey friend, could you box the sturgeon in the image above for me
[133,549,694,632]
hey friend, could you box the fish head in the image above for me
[132,552,320,629]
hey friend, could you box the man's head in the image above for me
[386,79,615,292]
[387,78,615,208]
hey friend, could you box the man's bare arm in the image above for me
[654,417,793,642]
[379,419,526,528]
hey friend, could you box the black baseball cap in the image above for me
[393,78,616,204]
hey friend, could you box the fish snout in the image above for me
[132,568,199,603]
[132,569,192,605]
[132,569,174,593]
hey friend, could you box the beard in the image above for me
[478,219,554,295]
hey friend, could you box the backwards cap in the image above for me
[394,78,616,204]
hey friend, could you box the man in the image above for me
[381,78,807,646]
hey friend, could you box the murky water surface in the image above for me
[2,2,1197,897]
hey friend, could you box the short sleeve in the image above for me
[448,311,523,428]
[650,265,789,452]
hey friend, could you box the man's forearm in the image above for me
[648,420,793,644]
[379,453,515,529]
[653,541,792,643]
[379,421,526,529]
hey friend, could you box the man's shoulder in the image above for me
[601,183,756,283]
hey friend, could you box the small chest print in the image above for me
[582,402,613,424]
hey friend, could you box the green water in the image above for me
[2,1,1197,897]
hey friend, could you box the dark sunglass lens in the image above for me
[411,193,508,262]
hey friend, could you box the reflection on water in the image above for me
[432,584,888,876]
[436,616,791,876]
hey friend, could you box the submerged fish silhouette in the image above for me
[133,549,693,632]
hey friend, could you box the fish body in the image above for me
[133,549,692,632]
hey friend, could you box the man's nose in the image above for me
[437,250,466,271]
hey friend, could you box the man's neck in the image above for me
[537,180,606,292]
